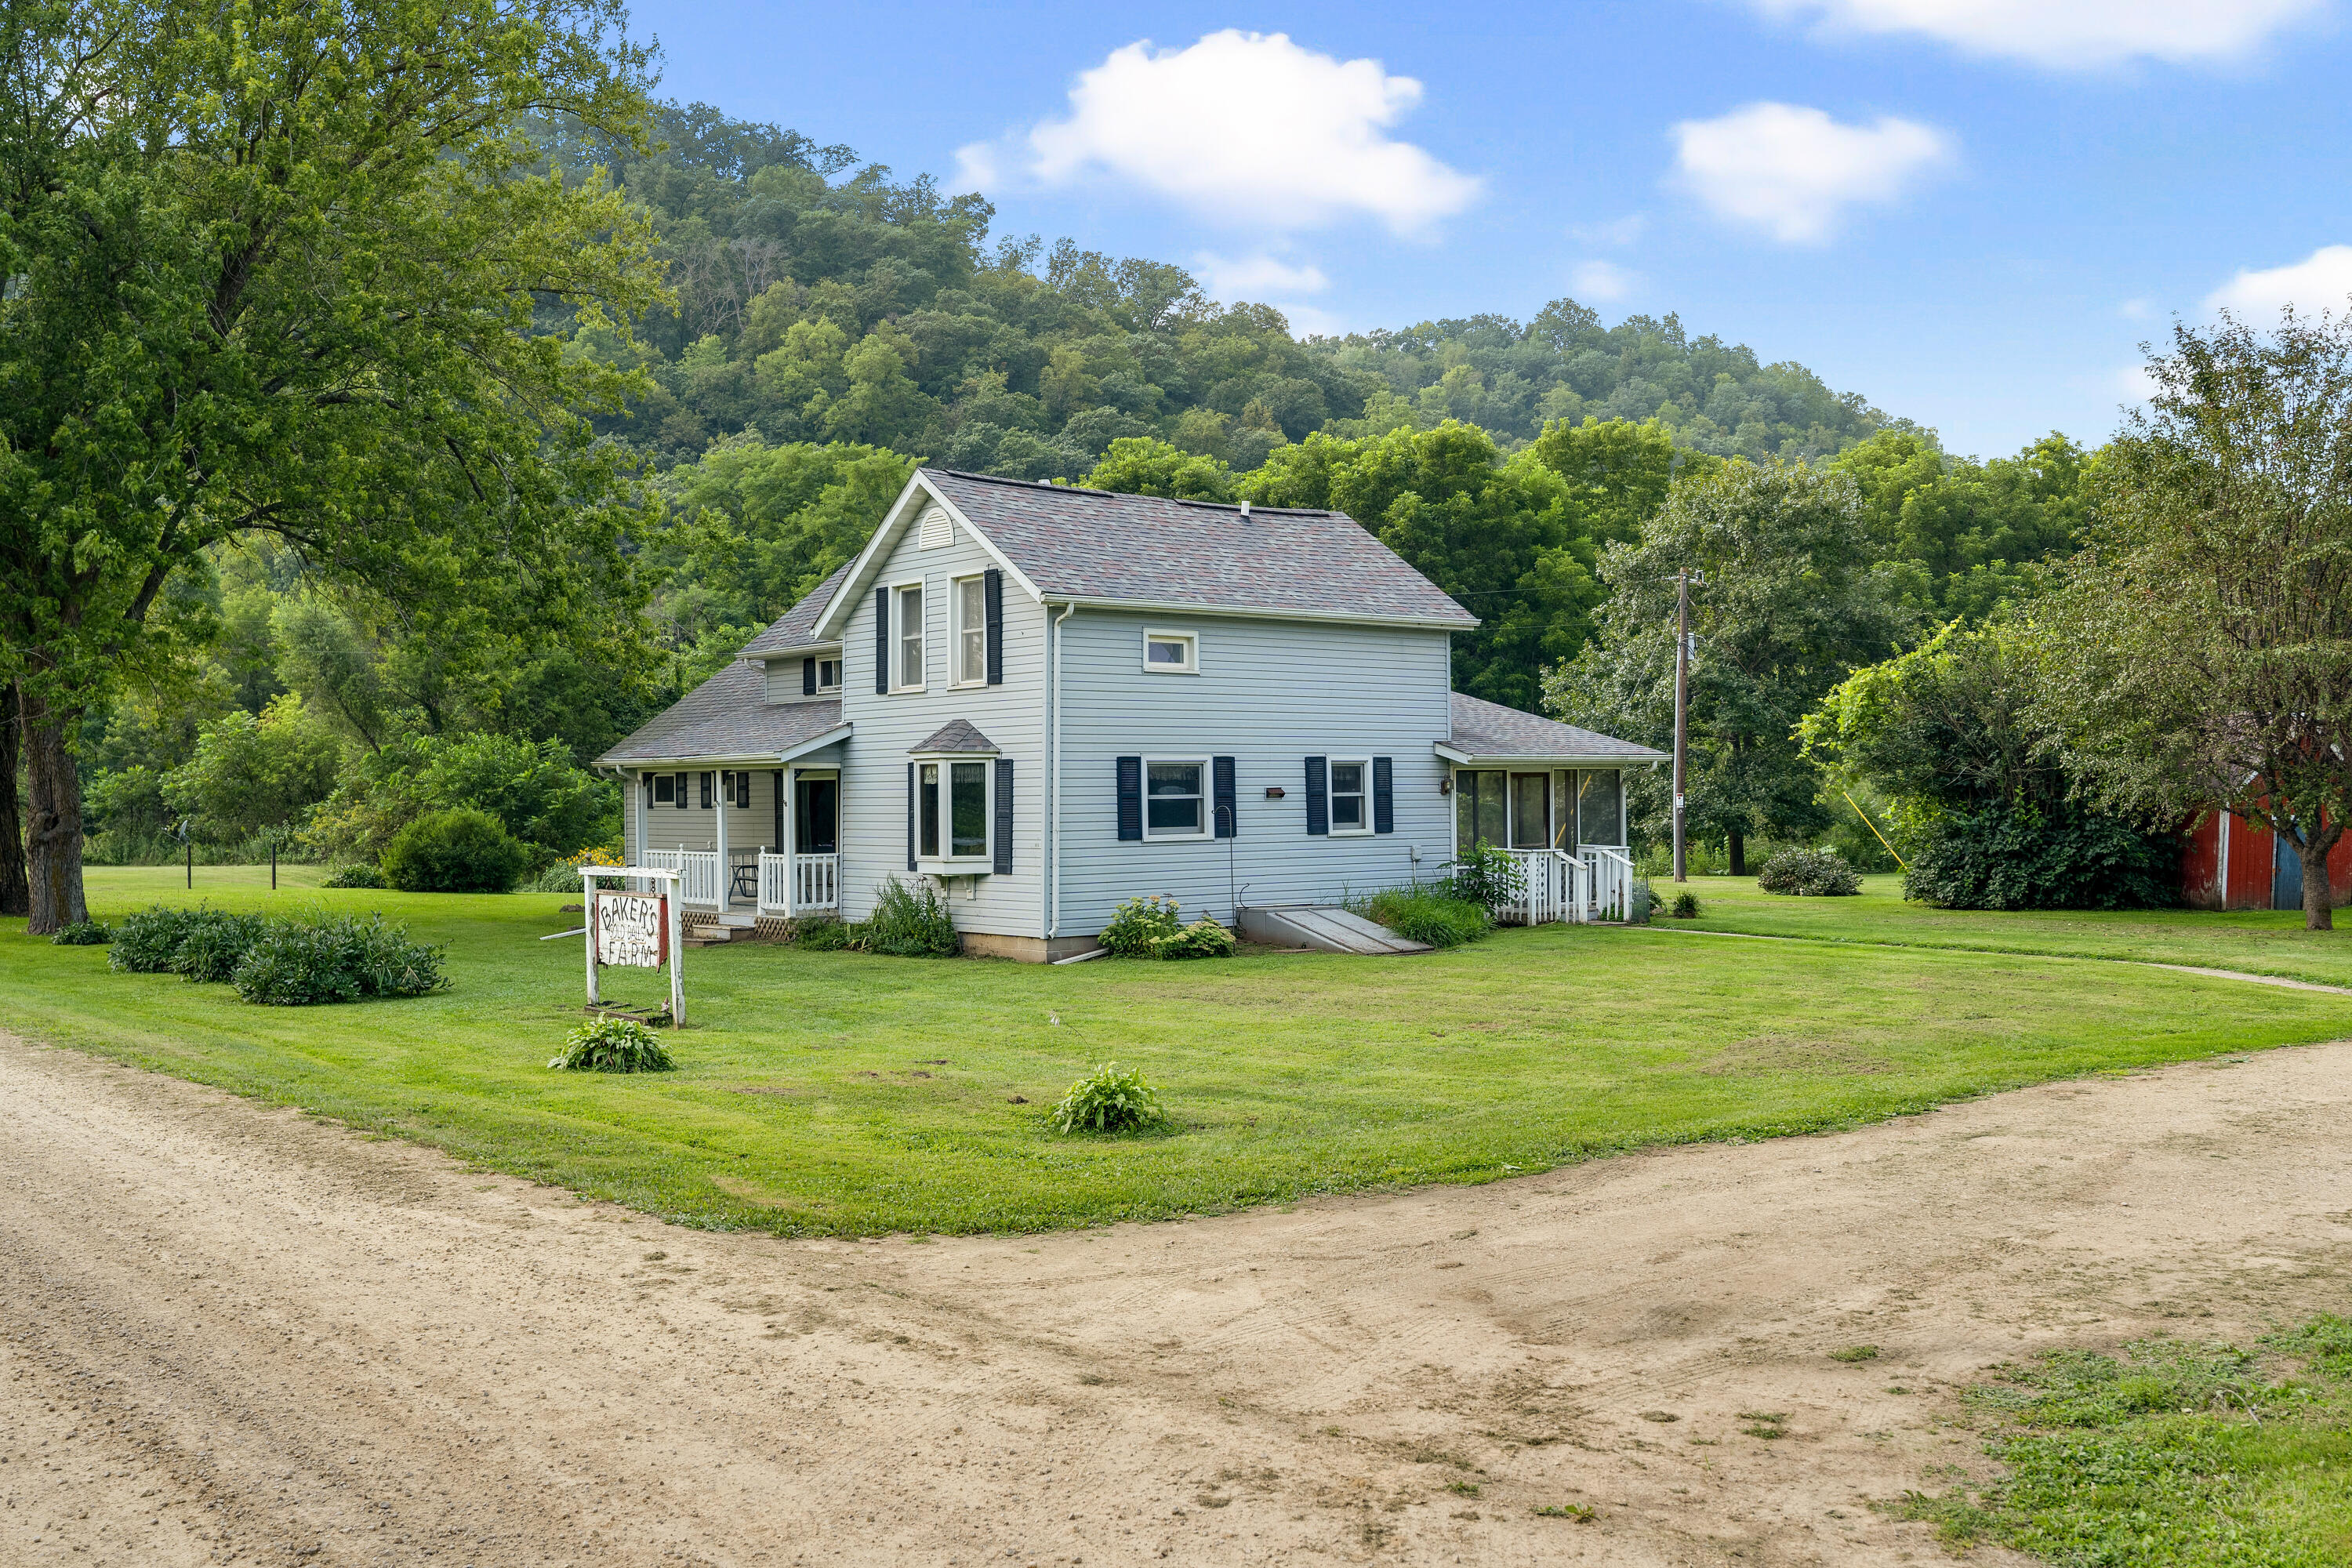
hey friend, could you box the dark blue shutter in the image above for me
[700,772,713,810]
[1116,756,1143,841]
[1304,757,1329,835]
[874,586,891,694]
[1372,757,1394,834]
[1213,756,1236,839]
[906,762,917,870]
[984,568,1004,685]
[802,656,817,695]
[674,772,687,811]
[993,758,1014,874]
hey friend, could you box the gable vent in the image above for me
[917,506,953,549]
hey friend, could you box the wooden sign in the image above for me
[595,890,668,968]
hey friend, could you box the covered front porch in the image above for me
[625,759,843,924]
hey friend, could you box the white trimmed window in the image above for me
[954,575,988,685]
[892,583,925,691]
[916,757,992,864]
[1328,757,1371,835]
[1143,758,1208,840]
[1142,629,1197,673]
[815,656,841,693]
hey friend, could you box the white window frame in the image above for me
[913,752,994,869]
[891,579,926,693]
[815,655,841,694]
[952,573,988,688]
[1327,756,1373,837]
[1141,628,1199,675]
[1141,755,1210,842]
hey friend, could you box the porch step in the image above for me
[1236,906,1432,956]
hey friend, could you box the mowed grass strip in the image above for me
[1662,875,2352,989]
[1,866,2346,1236]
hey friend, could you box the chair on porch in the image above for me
[728,848,763,904]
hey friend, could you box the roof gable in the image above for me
[812,467,1476,636]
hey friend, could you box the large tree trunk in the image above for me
[2302,824,2339,932]
[19,688,87,935]
[0,684,27,918]
[1727,829,1748,877]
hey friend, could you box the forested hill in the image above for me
[546,102,1903,477]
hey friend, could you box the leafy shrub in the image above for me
[548,1015,676,1073]
[793,916,854,951]
[1448,843,1527,912]
[1903,804,2180,911]
[381,807,530,893]
[1049,1062,1169,1134]
[1152,918,1236,960]
[171,911,270,982]
[109,906,209,972]
[1099,894,1182,956]
[861,875,960,956]
[51,920,111,946]
[1670,891,1702,918]
[230,913,448,1005]
[322,862,387,889]
[528,846,623,895]
[1366,887,1490,948]
[1757,847,1863,896]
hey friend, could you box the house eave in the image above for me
[1051,595,1477,633]
[602,723,854,772]
[1436,742,1666,768]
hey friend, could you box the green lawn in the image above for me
[1659,873,2352,989]
[0,865,2345,1236]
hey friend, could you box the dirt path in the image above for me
[7,1033,2352,1568]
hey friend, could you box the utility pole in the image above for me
[1672,570,1698,884]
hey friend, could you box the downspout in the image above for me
[1047,601,1074,938]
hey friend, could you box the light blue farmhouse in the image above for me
[597,468,1663,959]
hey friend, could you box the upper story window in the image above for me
[892,583,925,691]
[1145,759,1207,840]
[1142,630,1197,674]
[815,656,841,693]
[954,575,988,685]
[1328,758,1370,834]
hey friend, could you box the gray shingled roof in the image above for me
[920,469,1476,627]
[1446,693,1665,763]
[909,719,998,754]
[741,562,852,656]
[597,662,844,765]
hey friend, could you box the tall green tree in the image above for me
[2033,311,2352,930]
[1830,430,2090,618]
[0,0,666,927]
[1243,421,1599,710]
[1546,459,1910,873]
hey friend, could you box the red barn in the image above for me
[2180,810,2352,910]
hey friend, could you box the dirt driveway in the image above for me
[6,1030,2351,1568]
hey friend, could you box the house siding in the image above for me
[623,766,781,861]
[1051,610,1454,936]
[763,655,841,705]
[833,521,1047,934]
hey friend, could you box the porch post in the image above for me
[782,766,797,916]
[630,771,646,876]
[713,770,730,910]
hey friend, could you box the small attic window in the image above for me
[917,506,953,549]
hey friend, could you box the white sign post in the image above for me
[581,866,685,1025]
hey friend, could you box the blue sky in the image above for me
[623,1,2351,459]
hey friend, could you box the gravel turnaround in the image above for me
[7,1029,2352,1567]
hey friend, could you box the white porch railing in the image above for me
[1493,848,1590,925]
[677,849,722,909]
[794,853,839,911]
[1583,846,1635,922]
[637,847,681,895]
[757,851,791,914]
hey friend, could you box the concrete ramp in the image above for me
[1239,905,1432,956]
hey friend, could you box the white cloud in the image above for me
[2118,296,2155,320]
[1196,252,1330,299]
[2205,245,2352,317]
[1276,302,1351,339]
[1571,214,1648,248]
[1671,103,1954,244]
[1742,0,2323,69]
[955,31,1479,234]
[1570,260,1638,303]
[2111,362,2159,401]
